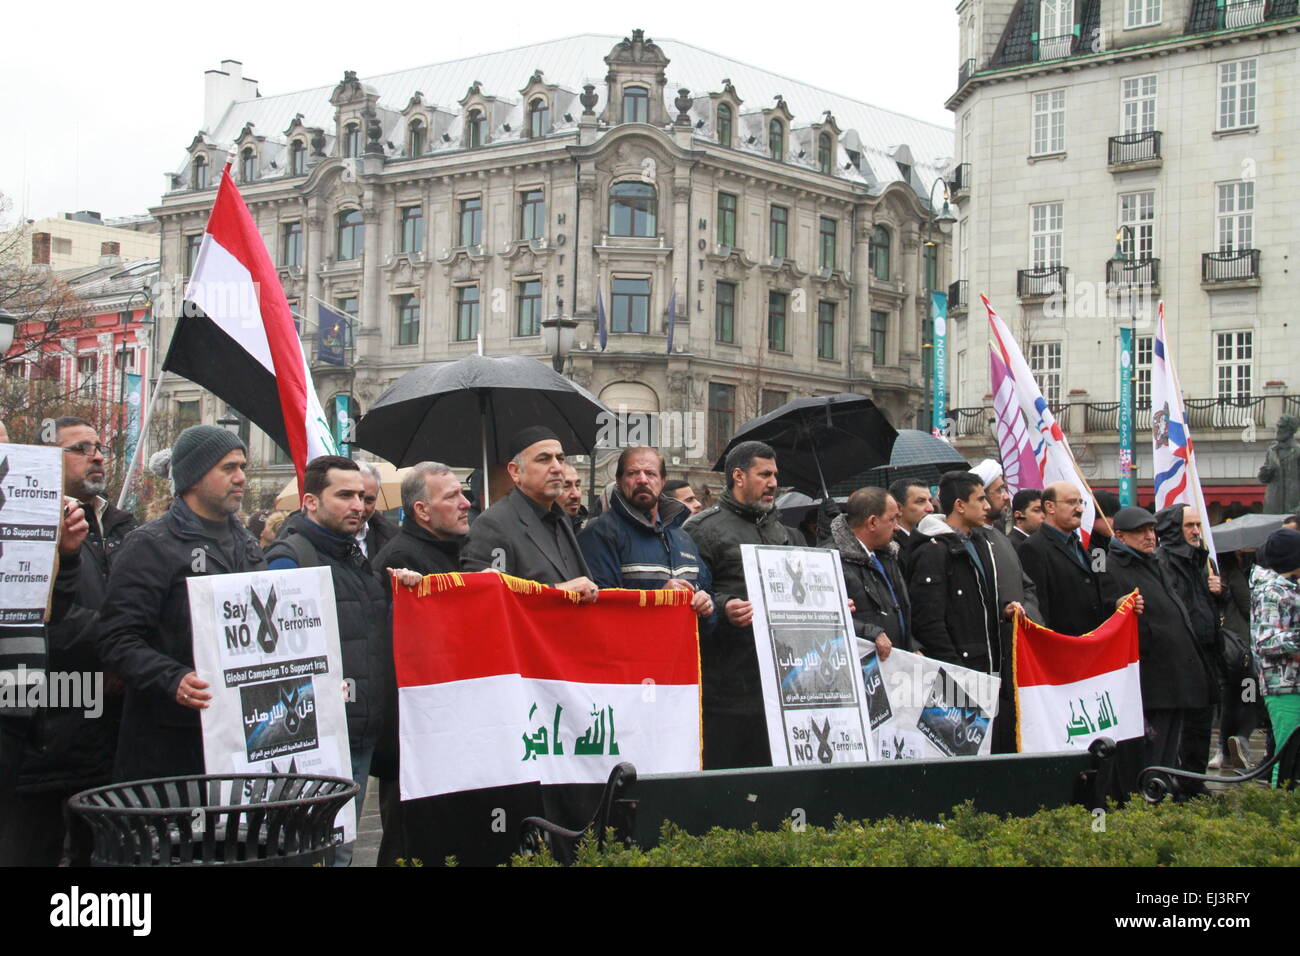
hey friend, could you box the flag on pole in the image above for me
[1014,594,1144,753]
[989,345,1042,496]
[1151,301,1217,561]
[665,284,677,354]
[984,294,1098,547]
[596,288,608,351]
[163,165,337,492]
[315,301,352,368]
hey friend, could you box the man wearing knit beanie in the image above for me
[169,425,247,498]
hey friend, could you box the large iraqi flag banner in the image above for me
[393,572,701,801]
[1014,593,1144,753]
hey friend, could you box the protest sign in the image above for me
[187,566,354,842]
[743,544,877,766]
[866,645,1000,760]
[0,444,63,625]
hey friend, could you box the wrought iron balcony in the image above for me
[957,59,975,90]
[1017,266,1067,298]
[1107,257,1159,287]
[1222,0,1268,27]
[949,163,972,196]
[1186,396,1267,429]
[947,279,969,314]
[946,406,989,438]
[1034,32,1078,60]
[1202,249,1260,282]
[1108,131,1161,166]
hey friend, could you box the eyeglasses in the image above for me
[64,441,111,458]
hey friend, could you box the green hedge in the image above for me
[511,788,1300,866]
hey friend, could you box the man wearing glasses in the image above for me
[1019,481,1108,637]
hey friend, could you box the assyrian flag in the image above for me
[163,164,337,491]
[989,344,1042,496]
[1014,593,1143,753]
[1151,302,1217,562]
[985,294,1097,546]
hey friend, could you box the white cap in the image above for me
[971,458,1003,486]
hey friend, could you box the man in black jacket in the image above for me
[828,487,914,657]
[98,425,265,782]
[1100,507,1211,790]
[355,461,399,561]
[684,440,789,769]
[1019,482,1108,637]
[1009,489,1043,552]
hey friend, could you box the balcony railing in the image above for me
[1202,249,1261,282]
[1223,0,1267,27]
[1108,131,1161,165]
[1186,396,1267,429]
[1017,266,1067,298]
[949,163,972,195]
[947,279,969,314]
[959,397,1271,439]
[947,406,989,437]
[957,58,975,90]
[1107,258,1160,287]
[1034,32,1077,60]
[1285,395,1300,418]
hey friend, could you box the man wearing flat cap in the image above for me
[461,426,598,600]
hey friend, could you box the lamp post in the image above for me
[921,178,957,432]
[540,296,577,374]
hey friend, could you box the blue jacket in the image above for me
[579,491,715,631]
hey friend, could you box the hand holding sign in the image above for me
[176,672,212,710]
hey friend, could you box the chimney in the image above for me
[100,240,122,265]
[204,59,260,133]
[32,232,51,265]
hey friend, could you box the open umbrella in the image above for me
[830,429,970,495]
[354,355,609,505]
[1210,513,1292,552]
[711,394,897,498]
[273,462,409,512]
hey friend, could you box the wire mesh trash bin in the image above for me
[67,773,359,867]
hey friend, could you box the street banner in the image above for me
[187,566,355,843]
[316,302,351,368]
[1014,592,1143,753]
[393,572,700,801]
[1118,328,1136,507]
[0,444,63,625]
[742,544,877,765]
[930,292,948,437]
[863,645,1000,760]
[989,345,1041,496]
[123,372,143,489]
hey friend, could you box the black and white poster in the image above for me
[0,444,62,625]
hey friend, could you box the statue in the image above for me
[1259,414,1300,514]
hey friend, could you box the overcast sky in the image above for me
[1,1,958,223]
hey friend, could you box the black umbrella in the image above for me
[1210,513,1292,552]
[712,394,897,498]
[829,429,969,496]
[354,355,610,501]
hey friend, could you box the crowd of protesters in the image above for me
[1,413,1298,866]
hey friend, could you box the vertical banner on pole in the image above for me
[930,292,949,437]
[334,394,353,459]
[1118,327,1135,506]
[123,372,143,509]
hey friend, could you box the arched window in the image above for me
[337,208,364,261]
[869,225,892,280]
[342,123,361,158]
[240,147,256,182]
[609,181,657,237]
[716,103,733,147]
[289,140,306,176]
[818,132,833,174]
[769,119,784,161]
[528,98,549,138]
[191,155,208,190]
[408,119,426,156]
[622,86,649,124]
[466,109,485,148]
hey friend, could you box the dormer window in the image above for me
[191,155,208,190]
[240,147,256,182]
[289,140,306,176]
[622,86,649,124]
[466,109,485,148]
[769,119,784,161]
[717,104,733,147]
[528,98,549,138]
[408,119,426,156]
[818,133,833,174]
[343,123,361,158]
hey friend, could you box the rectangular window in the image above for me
[77,354,98,398]
[455,285,480,341]
[459,197,483,248]
[761,390,788,415]
[281,221,302,267]
[1029,342,1063,406]
[1214,331,1253,400]
[717,192,738,247]
[396,294,420,346]
[1039,0,1073,57]
[1218,59,1257,131]
[515,279,542,336]
[1216,182,1254,252]
[769,205,788,259]
[819,217,837,271]
[1125,0,1161,27]
[400,206,424,253]
[817,300,836,360]
[1120,75,1157,135]
[870,310,888,366]
[115,348,135,373]
[707,383,736,463]
[519,189,546,241]
[1030,201,1064,268]
[1032,89,1066,155]
[176,400,201,432]
[715,281,736,343]
[767,291,787,352]
[335,296,359,318]
[611,277,650,334]
[185,234,202,276]
[1119,191,1155,259]
[1133,333,1153,410]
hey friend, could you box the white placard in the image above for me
[0,444,63,624]
[187,567,355,843]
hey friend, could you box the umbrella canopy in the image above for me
[830,430,970,495]
[1210,513,1293,553]
[711,394,897,498]
[273,462,409,512]
[354,356,610,481]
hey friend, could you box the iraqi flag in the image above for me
[1014,593,1143,753]
[391,571,700,865]
[164,164,336,491]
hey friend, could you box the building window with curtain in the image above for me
[716,103,732,147]
[622,86,649,123]
[337,208,364,261]
[819,217,837,270]
[516,279,542,336]
[708,383,736,462]
[609,182,657,237]
[769,205,788,260]
[717,192,737,246]
[400,205,424,254]
[281,221,302,267]
[459,197,482,247]
[870,310,888,366]
[611,277,651,333]
[396,294,420,346]
[715,281,736,343]
[455,285,480,341]
[768,291,787,352]
[817,301,836,360]
[519,189,545,241]
[869,225,891,280]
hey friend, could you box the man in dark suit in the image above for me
[356,461,399,561]
[1009,489,1043,552]
[1019,481,1108,636]
[461,426,598,600]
